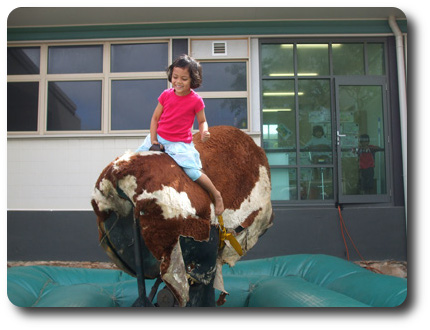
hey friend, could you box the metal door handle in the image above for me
[337,131,346,145]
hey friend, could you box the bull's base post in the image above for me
[132,216,154,307]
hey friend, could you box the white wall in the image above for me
[7,137,145,210]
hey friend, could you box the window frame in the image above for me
[8,38,253,136]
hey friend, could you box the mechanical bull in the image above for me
[91,126,273,307]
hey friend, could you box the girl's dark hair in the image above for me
[359,134,370,142]
[167,54,202,89]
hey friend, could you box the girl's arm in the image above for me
[196,109,210,142]
[370,145,384,152]
[150,102,164,145]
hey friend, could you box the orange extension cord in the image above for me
[337,205,383,274]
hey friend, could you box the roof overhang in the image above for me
[8,7,406,28]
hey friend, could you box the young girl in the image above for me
[136,55,224,216]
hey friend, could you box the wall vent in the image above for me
[212,41,227,56]
[191,39,247,59]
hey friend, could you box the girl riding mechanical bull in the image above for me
[91,55,273,307]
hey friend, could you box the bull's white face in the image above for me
[222,166,271,229]
[218,165,273,267]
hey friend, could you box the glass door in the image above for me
[335,77,390,203]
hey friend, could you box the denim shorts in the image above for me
[136,134,202,181]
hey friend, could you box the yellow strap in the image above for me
[218,215,243,256]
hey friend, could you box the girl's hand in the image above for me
[150,141,164,151]
[201,131,210,142]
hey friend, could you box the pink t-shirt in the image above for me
[157,88,205,143]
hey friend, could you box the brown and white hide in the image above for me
[91,126,273,306]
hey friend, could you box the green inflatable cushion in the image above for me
[7,254,407,307]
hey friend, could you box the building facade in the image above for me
[7,8,407,262]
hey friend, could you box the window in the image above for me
[261,44,293,77]
[203,98,248,128]
[44,45,105,133]
[110,79,166,130]
[7,47,41,132]
[195,61,248,129]
[48,45,103,74]
[199,62,247,92]
[109,43,168,132]
[111,43,168,72]
[332,43,364,75]
[368,43,385,75]
[7,42,169,135]
[260,39,388,203]
[7,47,40,75]
[297,44,329,76]
[47,81,102,131]
[7,82,39,131]
[8,39,250,135]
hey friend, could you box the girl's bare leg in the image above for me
[196,173,224,216]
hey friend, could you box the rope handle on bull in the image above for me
[208,193,243,256]
[217,214,243,256]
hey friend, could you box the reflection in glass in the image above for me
[298,79,332,165]
[111,43,168,72]
[262,80,296,163]
[48,45,103,74]
[111,79,166,130]
[368,43,385,75]
[197,98,247,129]
[199,62,247,92]
[7,82,39,131]
[332,43,364,75]
[338,85,386,195]
[297,44,329,76]
[300,168,333,200]
[271,168,297,200]
[8,47,40,75]
[47,81,102,131]
[261,44,294,77]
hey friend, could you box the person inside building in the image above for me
[353,134,383,194]
[303,125,331,164]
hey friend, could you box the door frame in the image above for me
[334,76,391,204]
